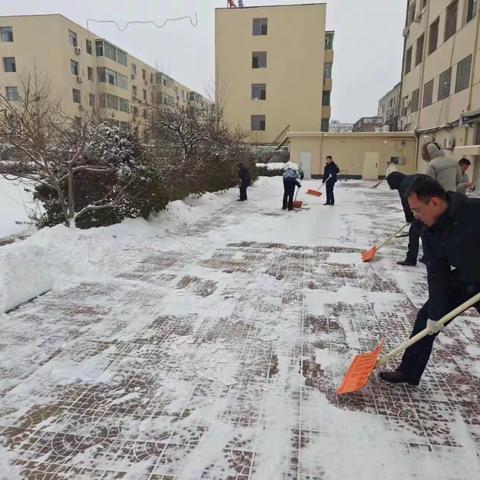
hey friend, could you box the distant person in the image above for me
[283,165,301,210]
[385,159,398,177]
[422,141,461,192]
[456,158,475,194]
[238,162,250,201]
[323,155,340,205]
[387,172,424,266]
[298,166,305,181]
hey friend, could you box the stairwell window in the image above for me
[251,115,266,131]
[411,89,420,112]
[466,0,478,23]
[251,84,266,100]
[86,39,92,55]
[5,86,18,101]
[87,67,94,81]
[72,88,81,104]
[438,67,452,100]
[0,27,13,42]
[253,18,268,35]
[428,17,439,54]
[444,0,458,41]
[68,30,77,47]
[3,57,16,72]
[423,79,434,107]
[89,94,95,107]
[415,34,424,66]
[70,60,79,75]
[252,52,267,69]
[455,55,472,92]
[405,47,412,74]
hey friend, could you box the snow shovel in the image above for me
[292,187,303,209]
[337,291,480,395]
[361,223,409,262]
[370,179,384,189]
[306,175,331,197]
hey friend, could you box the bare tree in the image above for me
[0,71,139,227]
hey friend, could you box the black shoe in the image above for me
[323,202,330,206]
[288,207,293,211]
[282,206,287,210]
[379,370,419,386]
[397,259,416,266]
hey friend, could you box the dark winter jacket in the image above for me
[422,192,480,320]
[283,168,301,187]
[387,172,423,223]
[239,165,250,186]
[323,162,340,183]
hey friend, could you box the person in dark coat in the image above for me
[238,163,250,201]
[380,175,480,386]
[387,171,424,266]
[323,156,340,205]
[283,167,301,210]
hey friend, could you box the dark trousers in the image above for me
[239,183,248,201]
[283,182,296,210]
[406,219,423,262]
[326,180,335,205]
[399,281,480,382]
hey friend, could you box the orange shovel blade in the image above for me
[306,189,322,197]
[361,245,378,262]
[337,340,384,395]
[292,200,303,209]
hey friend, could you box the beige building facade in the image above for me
[399,0,480,182]
[0,14,210,130]
[215,3,333,144]
[288,132,417,179]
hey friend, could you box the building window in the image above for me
[322,91,331,106]
[104,42,116,61]
[252,52,267,69]
[428,17,439,54]
[415,34,424,66]
[325,32,334,50]
[107,94,119,110]
[438,67,452,100]
[423,79,434,106]
[251,84,266,100]
[132,85,138,97]
[405,47,412,74]
[321,119,330,132]
[324,62,333,79]
[70,60,79,75]
[455,55,472,92]
[117,49,127,66]
[68,30,77,47]
[95,40,103,56]
[0,26,13,42]
[131,63,137,79]
[252,18,268,35]
[251,115,266,131]
[445,0,458,41]
[86,39,92,54]
[5,86,18,101]
[3,57,16,72]
[89,93,95,107]
[72,88,81,104]
[143,89,147,101]
[150,73,154,84]
[132,106,138,116]
[119,98,129,113]
[411,89,420,112]
[142,69,146,80]
[466,0,478,22]
[118,73,128,89]
[408,1,416,25]
[87,66,94,81]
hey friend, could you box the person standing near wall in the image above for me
[422,142,461,192]
[456,158,476,194]
[238,162,250,201]
[323,155,340,205]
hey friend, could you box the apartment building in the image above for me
[352,116,384,132]
[398,0,480,179]
[0,14,210,130]
[215,3,334,144]
[329,120,354,133]
[378,82,401,131]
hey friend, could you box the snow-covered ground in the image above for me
[0,177,479,479]
[0,178,36,241]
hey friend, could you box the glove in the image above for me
[426,319,443,335]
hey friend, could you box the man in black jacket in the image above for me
[238,163,250,201]
[323,156,340,205]
[387,172,424,266]
[380,176,480,386]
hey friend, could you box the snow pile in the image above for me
[0,443,21,480]
[256,162,287,170]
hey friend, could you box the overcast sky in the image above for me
[1,1,406,123]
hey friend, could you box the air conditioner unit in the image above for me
[76,75,84,83]
[403,26,410,37]
[74,46,81,55]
